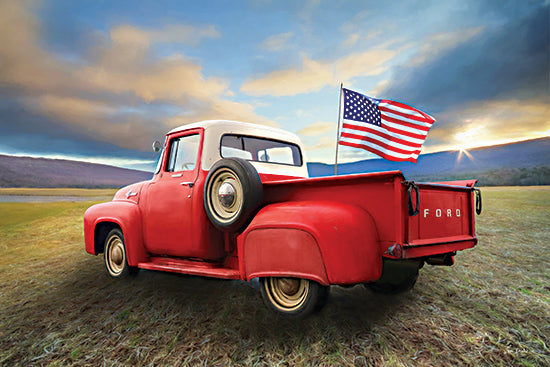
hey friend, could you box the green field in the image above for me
[0,188,117,197]
[0,187,548,366]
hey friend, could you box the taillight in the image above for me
[385,243,403,259]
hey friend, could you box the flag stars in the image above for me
[343,89,382,126]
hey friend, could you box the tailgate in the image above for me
[404,180,480,257]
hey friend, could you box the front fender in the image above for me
[238,201,381,285]
[84,201,147,266]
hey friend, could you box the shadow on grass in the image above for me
[55,263,411,341]
[0,257,417,365]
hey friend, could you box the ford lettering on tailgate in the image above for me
[407,184,476,247]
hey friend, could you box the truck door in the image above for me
[143,130,202,257]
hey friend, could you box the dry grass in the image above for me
[0,188,117,197]
[0,187,548,366]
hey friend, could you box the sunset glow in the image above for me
[455,126,485,152]
[0,1,547,170]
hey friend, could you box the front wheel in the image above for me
[260,277,329,318]
[104,228,138,278]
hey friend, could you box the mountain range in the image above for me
[0,137,548,188]
[0,155,152,188]
[308,137,550,186]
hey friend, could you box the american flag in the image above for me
[339,88,435,163]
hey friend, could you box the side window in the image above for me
[166,134,200,172]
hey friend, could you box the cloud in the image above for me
[368,80,389,96]
[340,18,381,49]
[306,136,334,151]
[0,0,69,93]
[0,1,270,153]
[427,96,550,151]
[406,27,484,67]
[260,32,293,52]
[383,5,549,112]
[241,48,397,96]
[146,24,220,45]
[81,42,229,103]
[163,98,276,129]
[342,33,360,48]
[366,27,484,97]
[298,0,321,23]
[241,57,332,96]
[339,10,370,35]
[298,122,336,137]
[104,23,220,49]
[27,95,158,150]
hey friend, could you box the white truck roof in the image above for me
[168,120,309,178]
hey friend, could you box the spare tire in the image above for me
[204,158,263,232]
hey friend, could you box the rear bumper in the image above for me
[402,235,477,258]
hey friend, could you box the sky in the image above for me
[0,0,548,171]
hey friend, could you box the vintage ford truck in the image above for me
[84,120,482,317]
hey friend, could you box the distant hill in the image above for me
[1,137,548,188]
[0,155,152,188]
[308,137,550,186]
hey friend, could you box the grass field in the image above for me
[0,188,117,197]
[0,187,548,366]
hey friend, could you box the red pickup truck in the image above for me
[84,120,481,317]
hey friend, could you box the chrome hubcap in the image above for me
[111,245,123,266]
[218,182,236,208]
[278,278,300,295]
[267,277,309,311]
[207,168,244,224]
[107,236,125,275]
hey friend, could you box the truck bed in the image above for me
[262,171,478,259]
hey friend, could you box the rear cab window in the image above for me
[220,134,302,166]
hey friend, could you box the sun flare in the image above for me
[454,126,485,151]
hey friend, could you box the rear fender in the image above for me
[84,201,147,266]
[238,201,381,285]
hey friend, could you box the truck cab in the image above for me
[84,120,481,317]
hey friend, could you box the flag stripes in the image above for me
[339,140,420,162]
[341,122,424,147]
[338,88,435,163]
[341,131,421,155]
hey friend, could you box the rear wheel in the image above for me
[260,277,329,317]
[365,259,421,294]
[104,228,138,278]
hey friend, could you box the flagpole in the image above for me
[334,83,343,176]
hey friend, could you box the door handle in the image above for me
[180,182,194,188]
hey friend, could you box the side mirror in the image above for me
[152,140,162,152]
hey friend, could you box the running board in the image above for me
[138,257,240,279]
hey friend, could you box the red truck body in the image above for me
[84,120,480,316]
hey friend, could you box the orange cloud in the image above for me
[0,1,270,151]
[0,0,70,93]
[163,98,276,129]
[298,122,336,137]
[29,95,158,150]
[427,96,550,152]
[241,48,397,96]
